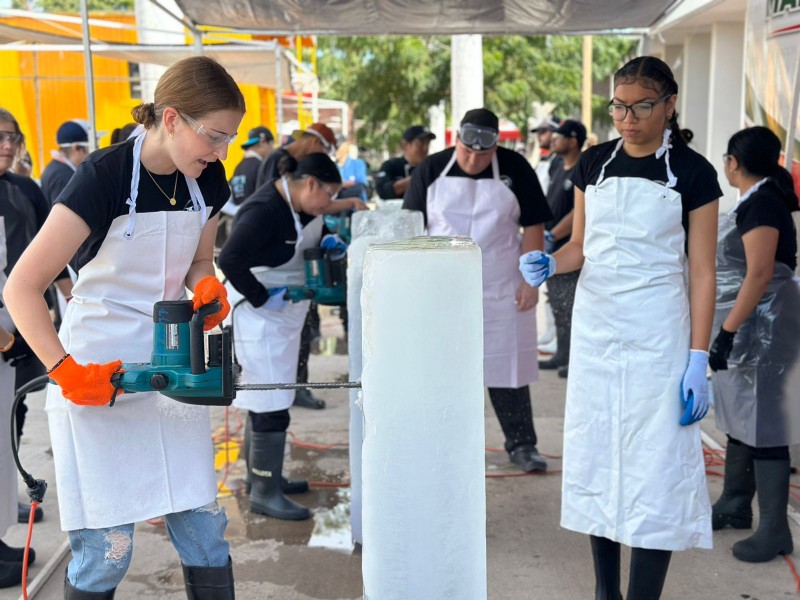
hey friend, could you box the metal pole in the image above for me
[79,0,98,152]
[276,46,283,141]
[582,35,593,137]
[783,52,800,172]
[33,52,44,177]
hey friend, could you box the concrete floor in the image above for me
[2,332,799,600]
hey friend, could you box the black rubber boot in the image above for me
[732,458,794,562]
[590,536,621,600]
[0,561,23,590]
[64,573,116,598]
[0,539,35,565]
[243,418,307,495]
[183,557,235,599]
[712,440,755,530]
[18,502,43,524]
[249,431,311,520]
[626,547,671,600]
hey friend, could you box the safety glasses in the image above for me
[179,112,237,149]
[459,124,498,151]
[315,178,340,201]
[0,132,22,145]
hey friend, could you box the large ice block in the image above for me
[361,237,486,600]
[347,208,423,545]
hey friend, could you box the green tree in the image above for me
[317,36,450,153]
[318,34,637,152]
[12,0,133,11]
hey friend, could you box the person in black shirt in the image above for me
[230,125,274,206]
[538,119,586,377]
[375,124,435,199]
[40,119,91,205]
[404,108,552,475]
[521,56,721,599]
[5,56,243,597]
[218,153,344,521]
[709,126,800,564]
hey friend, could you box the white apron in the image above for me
[45,132,217,531]
[561,136,712,551]
[231,178,322,412]
[0,219,18,537]
[427,153,538,388]
[713,179,800,447]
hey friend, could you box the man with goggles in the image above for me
[403,108,553,474]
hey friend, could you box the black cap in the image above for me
[241,126,274,149]
[553,119,587,147]
[530,116,562,133]
[294,152,342,184]
[460,108,499,132]
[56,120,90,144]
[402,125,436,142]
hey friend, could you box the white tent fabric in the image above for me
[0,21,292,90]
[173,0,679,35]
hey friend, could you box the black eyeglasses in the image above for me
[0,132,22,145]
[607,95,672,121]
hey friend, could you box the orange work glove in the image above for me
[192,276,230,331]
[49,355,124,407]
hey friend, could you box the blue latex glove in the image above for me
[262,287,288,312]
[518,250,556,287]
[321,234,348,260]
[544,231,556,254]
[679,349,710,426]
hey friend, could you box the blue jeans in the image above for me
[66,502,230,593]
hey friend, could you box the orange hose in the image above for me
[21,501,37,600]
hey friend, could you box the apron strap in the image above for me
[185,176,208,226]
[596,139,623,186]
[491,154,500,180]
[731,177,769,213]
[655,129,678,189]
[125,131,146,239]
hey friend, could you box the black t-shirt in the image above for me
[735,180,798,270]
[0,172,52,275]
[403,146,551,227]
[229,155,262,205]
[256,147,296,189]
[57,139,229,273]
[545,163,576,251]
[218,180,317,308]
[573,139,722,234]
[376,156,414,199]
[41,159,76,206]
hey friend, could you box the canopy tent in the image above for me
[172,0,679,36]
[0,15,292,90]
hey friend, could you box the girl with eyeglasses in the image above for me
[710,126,799,564]
[520,56,722,599]
[218,153,346,521]
[5,56,244,598]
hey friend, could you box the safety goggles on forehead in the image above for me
[459,124,498,151]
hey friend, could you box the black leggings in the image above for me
[250,409,290,433]
[487,386,537,452]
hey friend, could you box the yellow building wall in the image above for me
[0,14,283,180]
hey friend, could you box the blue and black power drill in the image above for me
[111,300,235,406]
[284,210,351,306]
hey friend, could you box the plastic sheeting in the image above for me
[712,207,800,447]
[174,0,679,35]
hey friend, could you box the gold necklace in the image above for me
[143,164,179,206]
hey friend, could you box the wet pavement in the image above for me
[2,320,799,599]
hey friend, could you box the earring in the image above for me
[169,131,174,141]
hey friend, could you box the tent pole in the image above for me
[784,51,800,172]
[276,46,283,141]
[79,0,98,151]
